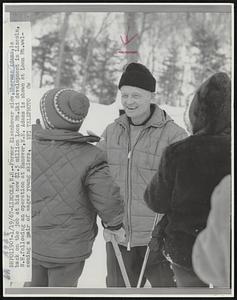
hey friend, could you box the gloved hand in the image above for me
[87,130,99,137]
[103,227,126,243]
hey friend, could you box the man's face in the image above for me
[120,85,152,121]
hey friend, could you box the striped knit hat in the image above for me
[40,88,90,131]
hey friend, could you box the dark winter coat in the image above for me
[144,72,231,269]
[145,134,231,268]
[32,128,124,263]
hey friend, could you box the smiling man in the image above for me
[97,62,187,287]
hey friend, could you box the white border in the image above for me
[2,2,234,298]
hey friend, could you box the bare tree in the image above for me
[122,12,139,64]
[54,12,71,87]
[136,13,148,47]
[81,13,111,94]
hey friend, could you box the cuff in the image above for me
[101,221,123,231]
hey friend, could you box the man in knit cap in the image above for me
[25,88,125,287]
[97,63,187,287]
[144,72,231,287]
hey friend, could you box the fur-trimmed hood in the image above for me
[191,72,231,135]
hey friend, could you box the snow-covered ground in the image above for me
[9,89,187,288]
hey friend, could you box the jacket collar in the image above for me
[115,104,173,130]
[194,126,231,136]
[33,128,100,143]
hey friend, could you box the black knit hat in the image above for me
[118,62,156,92]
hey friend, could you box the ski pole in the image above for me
[111,235,131,288]
[137,213,163,288]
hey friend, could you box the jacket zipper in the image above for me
[126,128,145,251]
[127,150,131,250]
[126,135,131,251]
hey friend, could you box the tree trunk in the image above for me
[54,12,71,88]
[81,39,94,94]
[81,13,110,94]
[39,67,44,88]
[123,12,139,64]
[136,12,147,60]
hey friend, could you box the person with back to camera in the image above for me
[144,72,231,287]
[97,62,188,287]
[25,88,125,287]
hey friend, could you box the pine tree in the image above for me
[158,46,183,106]
[190,25,227,86]
[88,35,120,104]
[58,41,77,87]
[32,31,76,88]
[74,29,120,104]
[32,32,58,87]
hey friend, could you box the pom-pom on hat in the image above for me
[118,62,156,92]
[40,88,90,131]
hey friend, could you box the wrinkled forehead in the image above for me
[120,85,151,96]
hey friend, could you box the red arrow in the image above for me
[120,33,138,46]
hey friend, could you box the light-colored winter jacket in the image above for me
[97,104,187,248]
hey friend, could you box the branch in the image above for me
[94,12,111,40]
[136,12,147,47]
[54,12,71,87]
[81,13,111,93]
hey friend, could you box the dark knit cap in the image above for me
[40,88,90,131]
[118,62,156,92]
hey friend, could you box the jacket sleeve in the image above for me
[96,127,107,153]
[169,126,188,145]
[192,175,231,287]
[84,151,124,227]
[144,146,174,214]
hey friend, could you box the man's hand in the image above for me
[103,227,126,243]
[87,130,99,137]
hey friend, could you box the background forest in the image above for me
[30,12,231,107]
